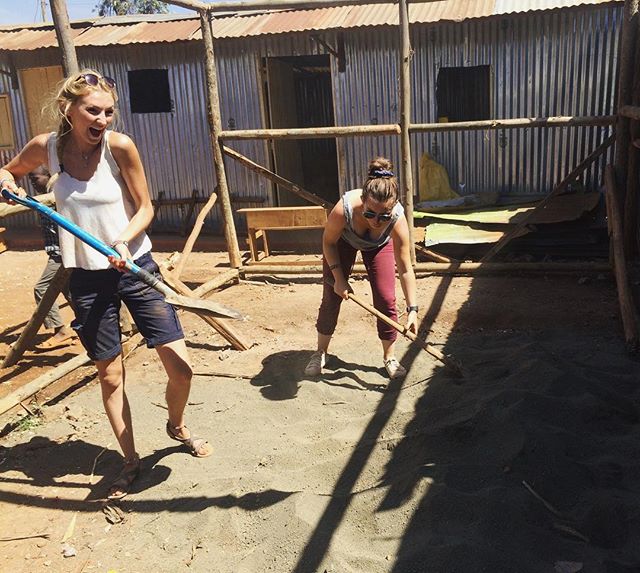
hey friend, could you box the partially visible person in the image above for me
[0,70,212,501]
[305,157,418,379]
[28,165,76,348]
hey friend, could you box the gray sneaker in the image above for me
[384,357,407,379]
[304,351,326,376]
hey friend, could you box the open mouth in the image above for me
[89,127,103,138]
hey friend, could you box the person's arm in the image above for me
[392,215,418,333]
[0,134,50,202]
[322,200,350,299]
[108,132,155,267]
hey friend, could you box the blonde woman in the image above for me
[0,71,212,500]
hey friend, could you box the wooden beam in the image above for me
[410,115,616,133]
[605,164,639,350]
[619,105,640,121]
[222,146,333,209]
[240,262,611,275]
[399,0,415,264]
[2,266,72,369]
[480,134,616,262]
[49,0,79,76]
[220,124,401,140]
[202,0,442,13]
[0,352,92,416]
[200,10,242,268]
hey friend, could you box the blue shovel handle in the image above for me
[2,188,159,289]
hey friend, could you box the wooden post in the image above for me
[200,9,242,268]
[614,0,639,192]
[2,266,72,369]
[49,0,79,76]
[399,0,415,264]
[605,164,639,350]
[624,19,640,257]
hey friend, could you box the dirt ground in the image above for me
[1,247,640,573]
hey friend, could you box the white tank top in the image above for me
[47,131,152,270]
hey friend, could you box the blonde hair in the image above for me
[47,69,118,176]
[362,157,398,204]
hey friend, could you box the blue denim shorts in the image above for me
[69,252,184,361]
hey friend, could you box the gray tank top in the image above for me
[341,189,403,251]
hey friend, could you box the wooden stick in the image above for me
[173,192,218,279]
[481,134,615,262]
[414,244,456,263]
[605,164,639,350]
[410,115,616,133]
[192,268,240,298]
[50,0,79,76]
[0,352,92,416]
[222,146,333,209]
[2,266,72,369]
[344,289,463,376]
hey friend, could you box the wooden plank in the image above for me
[19,66,64,137]
[238,206,328,228]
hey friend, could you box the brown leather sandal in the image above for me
[107,456,140,501]
[166,421,213,458]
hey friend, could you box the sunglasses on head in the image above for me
[362,210,393,222]
[77,73,116,89]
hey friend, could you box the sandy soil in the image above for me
[1,248,640,573]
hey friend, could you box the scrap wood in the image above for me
[605,164,640,350]
[193,371,256,380]
[481,134,615,261]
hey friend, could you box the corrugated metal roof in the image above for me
[0,0,622,50]
[75,19,201,46]
[209,0,620,38]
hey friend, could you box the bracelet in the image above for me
[0,178,15,189]
[406,305,419,313]
[112,239,129,248]
[328,263,341,270]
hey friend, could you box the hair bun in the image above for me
[367,156,394,178]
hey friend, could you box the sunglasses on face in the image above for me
[77,73,116,89]
[362,210,393,222]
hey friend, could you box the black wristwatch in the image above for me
[406,305,419,313]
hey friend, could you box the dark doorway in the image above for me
[263,55,340,206]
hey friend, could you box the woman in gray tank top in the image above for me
[305,157,418,380]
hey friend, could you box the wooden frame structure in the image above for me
[2,0,640,413]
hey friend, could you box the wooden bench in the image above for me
[237,206,328,262]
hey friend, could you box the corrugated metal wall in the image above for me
[335,4,620,195]
[1,3,622,233]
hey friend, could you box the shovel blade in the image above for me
[164,293,244,320]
